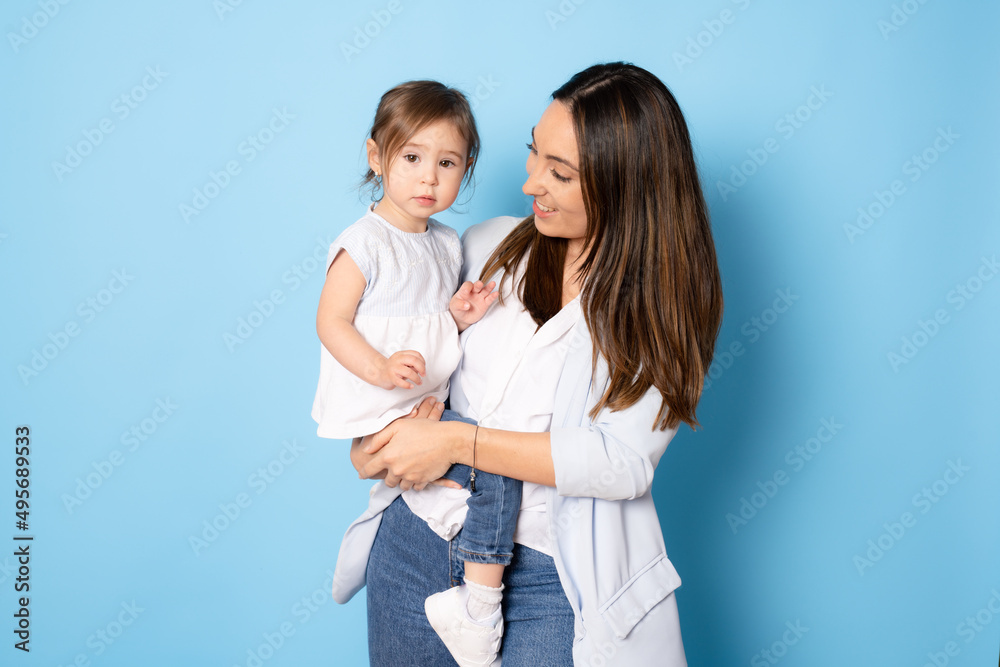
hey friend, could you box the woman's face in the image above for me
[523,101,588,255]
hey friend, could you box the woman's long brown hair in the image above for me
[481,62,723,431]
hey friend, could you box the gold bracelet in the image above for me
[470,425,479,492]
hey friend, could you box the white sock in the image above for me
[464,580,503,624]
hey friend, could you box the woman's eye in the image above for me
[551,169,571,183]
[526,141,537,154]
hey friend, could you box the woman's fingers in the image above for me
[412,396,442,420]
[360,459,374,479]
[363,426,390,454]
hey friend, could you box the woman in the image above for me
[334,62,723,666]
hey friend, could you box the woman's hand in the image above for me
[351,398,440,479]
[361,398,467,491]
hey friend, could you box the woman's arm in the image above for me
[363,382,676,499]
[317,249,425,389]
[362,410,556,489]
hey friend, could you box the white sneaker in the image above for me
[425,586,503,667]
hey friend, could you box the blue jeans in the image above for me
[367,496,574,666]
[439,409,521,566]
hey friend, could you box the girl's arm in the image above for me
[317,249,426,390]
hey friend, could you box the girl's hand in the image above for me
[449,280,499,332]
[361,400,466,491]
[377,350,426,389]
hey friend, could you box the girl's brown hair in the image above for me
[481,62,723,431]
[363,80,480,199]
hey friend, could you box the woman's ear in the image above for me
[366,138,381,175]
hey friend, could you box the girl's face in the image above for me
[368,119,469,233]
[523,101,588,257]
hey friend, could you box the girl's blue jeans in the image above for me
[438,409,521,566]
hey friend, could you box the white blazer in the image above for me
[331,217,687,666]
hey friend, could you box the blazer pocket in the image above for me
[597,554,682,639]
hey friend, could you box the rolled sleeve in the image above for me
[550,383,678,500]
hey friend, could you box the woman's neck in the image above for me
[562,243,588,306]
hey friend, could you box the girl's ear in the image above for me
[366,138,381,175]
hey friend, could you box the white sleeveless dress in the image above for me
[312,205,463,439]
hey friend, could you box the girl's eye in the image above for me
[551,169,571,183]
[403,154,418,163]
[440,159,455,168]
[526,141,537,154]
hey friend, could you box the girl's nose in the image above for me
[421,163,439,185]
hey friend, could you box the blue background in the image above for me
[2,1,998,665]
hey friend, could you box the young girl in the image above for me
[313,80,517,666]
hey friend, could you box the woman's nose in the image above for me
[522,158,543,196]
